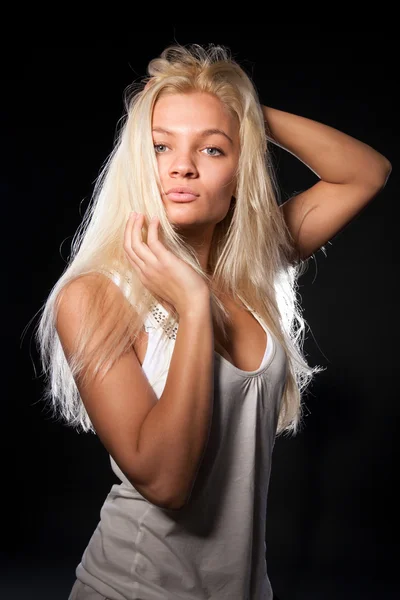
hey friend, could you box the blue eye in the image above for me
[154,144,167,153]
[204,147,223,156]
[153,144,224,156]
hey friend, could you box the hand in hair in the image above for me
[124,213,210,316]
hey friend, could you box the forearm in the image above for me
[262,105,391,187]
[136,296,214,509]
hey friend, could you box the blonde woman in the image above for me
[35,44,391,599]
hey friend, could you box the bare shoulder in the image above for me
[57,272,130,318]
[55,272,135,363]
[57,272,121,306]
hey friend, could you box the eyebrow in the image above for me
[152,127,234,145]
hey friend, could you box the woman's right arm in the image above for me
[56,276,214,510]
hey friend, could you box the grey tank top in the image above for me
[74,300,288,600]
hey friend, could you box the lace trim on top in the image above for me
[149,302,178,340]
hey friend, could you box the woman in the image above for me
[35,44,391,599]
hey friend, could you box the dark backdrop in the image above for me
[3,28,398,599]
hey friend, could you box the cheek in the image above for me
[208,161,236,188]
[155,156,165,175]
[218,170,237,197]
[155,159,170,190]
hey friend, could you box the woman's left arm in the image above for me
[262,106,392,262]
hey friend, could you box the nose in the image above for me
[168,152,199,178]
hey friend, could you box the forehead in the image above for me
[152,92,238,137]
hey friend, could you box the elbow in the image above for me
[154,496,185,511]
[163,498,187,511]
[383,158,392,185]
[162,476,197,510]
[125,472,185,510]
[161,486,189,511]
[376,157,392,189]
[364,157,392,195]
[135,478,188,511]
[155,470,196,511]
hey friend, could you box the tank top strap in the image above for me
[141,302,177,389]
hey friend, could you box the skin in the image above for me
[152,91,240,273]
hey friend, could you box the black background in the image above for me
[4,27,399,599]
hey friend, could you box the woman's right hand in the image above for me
[124,213,210,315]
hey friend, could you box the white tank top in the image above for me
[75,278,288,600]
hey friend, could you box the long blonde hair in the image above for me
[34,43,324,437]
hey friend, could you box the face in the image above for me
[151,91,240,235]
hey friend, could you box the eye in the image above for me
[154,144,168,153]
[203,147,224,157]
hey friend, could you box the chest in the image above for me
[134,301,268,372]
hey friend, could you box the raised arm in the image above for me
[262,105,392,261]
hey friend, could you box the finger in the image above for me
[123,212,136,250]
[146,216,163,258]
[130,214,157,267]
[128,214,146,270]
[124,214,145,271]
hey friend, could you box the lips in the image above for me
[166,186,199,195]
[167,192,198,202]
[166,187,199,203]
